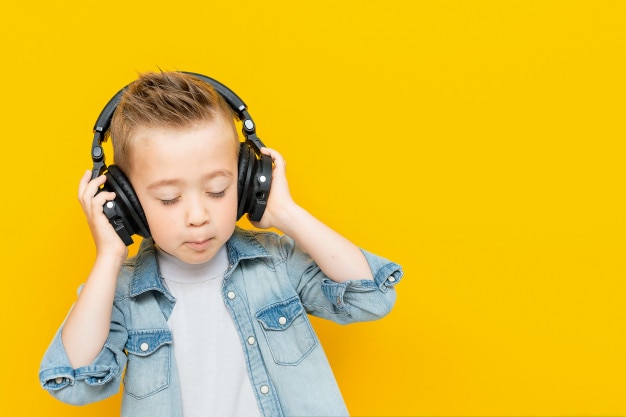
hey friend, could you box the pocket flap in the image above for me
[256,296,304,331]
[126,329,172,356]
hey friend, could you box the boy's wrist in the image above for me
[271,202,307,236]
[94,249,127,269]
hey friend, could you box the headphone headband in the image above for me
[93,72,249,134]
[91,72,265,179]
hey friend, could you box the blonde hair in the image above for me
[110,71,238,174]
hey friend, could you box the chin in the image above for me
[183,248,220,265]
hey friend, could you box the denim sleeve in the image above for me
[38,302,128,406]
[319,248,403,322]
[277,234,404,324]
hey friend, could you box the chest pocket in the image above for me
[124,329,172,399]
[255,296,317,365]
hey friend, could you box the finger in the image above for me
[260,147,281,160]
[79,175,110,217]
[80,174,107,202]
[90,191,116,215]
[92,191,116,206]
[261,147,286,169]
[82,191,116,225]
[77,170,92,200]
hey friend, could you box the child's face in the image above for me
[128,118,239,264]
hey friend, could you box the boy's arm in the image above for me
[252,148,373,283]
[61,170,128,368]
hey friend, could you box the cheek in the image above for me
[211,190,238,227]
[223,194,239,223]
[143,203,178,232]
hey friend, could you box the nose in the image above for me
[185,195,210,227]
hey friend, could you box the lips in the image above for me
[185,238,213,251]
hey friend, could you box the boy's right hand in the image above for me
[63,171,128,368]
[78,170,128,260]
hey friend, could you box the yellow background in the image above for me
[1,0,624,415]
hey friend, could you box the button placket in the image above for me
[222,278,281,415]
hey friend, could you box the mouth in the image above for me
[184,238,213,251]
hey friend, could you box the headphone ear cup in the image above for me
[237,142,254,220]
[105,165,151,238]
[237,141,272,222]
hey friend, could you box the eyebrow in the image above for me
[147,169,234,190]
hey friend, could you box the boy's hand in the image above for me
[78,170,128,260]
[250,148,373,282]
[250,148,296,231]
[64,171,128,368]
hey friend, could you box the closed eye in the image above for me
[160,197,180,206]
[208,191,226,198]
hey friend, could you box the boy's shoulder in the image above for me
[113,239,161,300]
[230,226,281,246]
[228,226,295,259]
[113,256,142,300]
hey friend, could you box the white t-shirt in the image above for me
[156,245,261,417]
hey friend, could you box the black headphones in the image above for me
[90,72,272,246]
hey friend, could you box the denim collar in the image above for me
[129,227,271,298]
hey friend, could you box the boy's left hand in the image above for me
[251,147,374,282]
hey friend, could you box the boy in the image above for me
[39,71,403,417]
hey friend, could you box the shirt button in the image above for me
[278,316,287,326]
[260,385,269,394]
[140,342,149,352]
[55,377,64,384]
[247,336,256,345]
[388,276,396,283]
[227,291,236,300]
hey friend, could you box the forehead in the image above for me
[134,109,237,141]
[133,116,238,151]
[127,120,239,176]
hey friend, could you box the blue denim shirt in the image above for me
[40,227,403,417]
